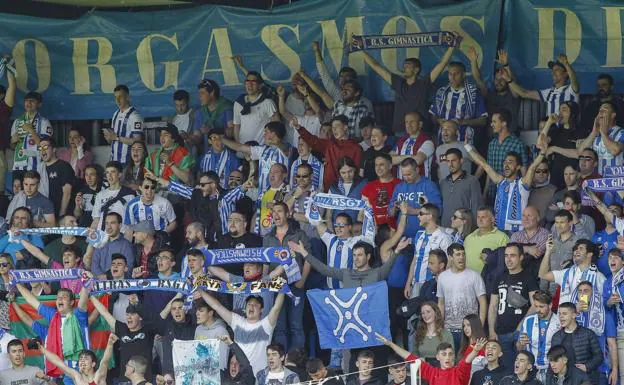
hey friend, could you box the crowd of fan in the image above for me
[0,39,622,385]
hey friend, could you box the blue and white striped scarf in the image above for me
[9,227,108,248]
[290,155,323,191]
[495,177,524,231]
[0,57,16,79]
[201,148,232,188]
[564,264,605,335]
[304,192,376,241]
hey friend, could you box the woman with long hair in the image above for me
[459,314,487,373]
[413,301,455,364]
[121,140,148,191]
[538,101,584,189]
[57,128,93,180]
[326,156,367,230]
[448,208,474,244]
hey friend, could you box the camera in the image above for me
[27,337,42,350]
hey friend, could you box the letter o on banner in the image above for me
[12,38,51,93]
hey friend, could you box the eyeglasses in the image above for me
[0,263,9,268]
[142,185,155,190]
[535,169,549,174]
[578,156,595,161]
[295,174,311,179]
[333,223,348,228]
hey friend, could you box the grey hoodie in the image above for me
[195,318,230,369]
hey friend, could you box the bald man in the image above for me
[391,111,435,178]
[510,205,550,262]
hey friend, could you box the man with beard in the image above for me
[177,222,209,274]
[285,163,318,239]
[90,212,135,279]
[38,136,75,217]
[466,144,544,232]
[582,74,624,130]
[440,148,482,227]
[216,211,262,274]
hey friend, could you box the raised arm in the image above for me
[19,239,50,265]
[77,283,90,312]
[430,46,455,83]
[379,202,408,261]
[198,290,233,325]
[577,119,600,153]
[360,51,392,84]
[11,301,34,328]
[464,143,504,184]
[465,338,488,364]
[221,136,251,155]
[15,283,41,311]
[558,54,579,94]
[538,235,555,282]
[39,343,81,382]
[376,332,412,360]
[467,46,486,95]
[312,41,341,101]
[298,70,334,108]
[521,152,545,186]
[4,70,15,108]
[276,86,294,122]
[232,55,250,77]
[501,68,540,101]
[95,334,118,383]
[90,295,116,330]
[587,191,615,225]
[267,293,285,327]
[160,293,183,320]
[289,240,343,281]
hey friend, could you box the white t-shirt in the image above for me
[91,187,136,229]
[287,114,321,148]
[173,108,194,133]
[437,268,486,329]
[231,313,274,376]
[266,370,286,385]
[233,96,277,145]
[0,330,16,371]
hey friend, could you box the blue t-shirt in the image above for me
[0,234,44,264]
[388,178,442,238]
[593,229,619,279]
[386,253,409,288]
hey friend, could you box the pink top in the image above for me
[56,147,93,179]
[50,260,84,294]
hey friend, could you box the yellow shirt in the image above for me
[260,188,279,231]
[464,227,510,273]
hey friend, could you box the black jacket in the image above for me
[498,373,542,385]
[221,342,255,385]
[346,376,383,385]
[551,326,602,384]
[470,366,511,385]
[544,366,591,385]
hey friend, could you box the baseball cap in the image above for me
[548,60,567,71]
[132,220,155,235]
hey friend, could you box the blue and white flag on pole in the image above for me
[307,281,391,349]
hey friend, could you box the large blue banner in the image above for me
[504,0,624,93]
[0,0,501,119]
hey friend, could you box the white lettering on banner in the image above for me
[396,192,424,203]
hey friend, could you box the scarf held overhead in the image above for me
[201,247,301,283]
[349,31,461,52]
[304,193,376,240]
[9,227,108,248]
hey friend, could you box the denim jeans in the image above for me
[273,286,305,351]
[498,331,518,370]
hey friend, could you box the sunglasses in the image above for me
[0,263,9,268]
[142,185,156,190]
[295,174,311,179]
[535,169,548,174]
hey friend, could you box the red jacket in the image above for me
[406,354,472,385]
[297,126,362,191]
